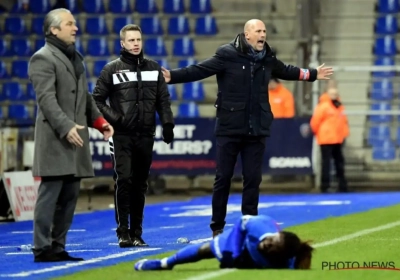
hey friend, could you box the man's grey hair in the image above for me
[43,8,71,35]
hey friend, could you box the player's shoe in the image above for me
[134,258,172,271]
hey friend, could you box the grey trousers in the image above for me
[32,176,80,256]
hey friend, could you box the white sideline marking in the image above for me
[6,249,101,255]
[0,248,161,277]
[0,244,82,249]
[183,220,400,280]
[160,226,185,229]
[10,229,86,234]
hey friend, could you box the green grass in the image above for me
[56,204,400,280]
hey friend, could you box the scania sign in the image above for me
[269,157,312,168]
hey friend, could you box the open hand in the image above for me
[316,63,334,80]
[67,124,85,147]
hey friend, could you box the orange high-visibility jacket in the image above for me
[268,83,295,118]
[310,93,349,145]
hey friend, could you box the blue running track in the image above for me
[1,192,400,279]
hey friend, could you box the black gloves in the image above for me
[162,123,174,144]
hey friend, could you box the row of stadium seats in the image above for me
[376,0,400,13]
[0,101,201,121]
[3,0,213,15]
[1,36,198,57]
[369,78,400,100]
[0,15,218,36]
[0,81,206,102]
[0,57,197,79]
[367,102,400,123]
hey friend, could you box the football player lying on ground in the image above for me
[134,215,314,271]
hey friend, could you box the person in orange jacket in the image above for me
[268,78,295,118]
[310,87,349,193]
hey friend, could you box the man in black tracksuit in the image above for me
[92,24,174,247]
[162,19,333,238]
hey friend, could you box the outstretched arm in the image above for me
[163,47,226,84]
[272,57,333,82]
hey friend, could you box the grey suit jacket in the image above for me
[28,43,103,178]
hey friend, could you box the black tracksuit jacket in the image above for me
[92,50,174,136]
[169,33,318,137]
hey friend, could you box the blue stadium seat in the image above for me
[178,58,197,68]
[113,39,122,55]
[88,81,95,93]
[371,79,393,100]
[167,84,178,100]
[373,36,397,56]
[2,82,24,101]
[87,38,110,56]
[369,102,392,123]
[164,0,185,14]
[373,57,395,77]
[12,60,29,79]
[5,17,28,35]
[173,37,195,56]
[11,39,32,56]
[109,0,131,13]
[376,0,400,13]
[93,60,109,76]
[375,15,398,35]
[113,17,134,34]
[144,37,167,56]
[26,84,36,101]
[190,0,212,14]
[65,0,81,13]
[178,102,200,117]
[368,124,391,146]
[31,17,45,34]
[75,37,84,55]
[86,17,108,35]
[0,40,11,57]
[34,38,45,52]
[82,0,106,13]
[10,1,28,13]
[8,104,30,120]
[0,107,3,119]
[29,0,52,14]
[135,0,158,14]
[195,15,218,35]
[372,146,396,161]
[168,16,190,35]
[155,58,169,68]
[0,62,9,79]
[182,82,205,101]
[140,16,163,35]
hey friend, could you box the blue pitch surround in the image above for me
[1,192,400,279]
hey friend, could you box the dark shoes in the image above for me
[34,251,84,262]
[117,227,149,248]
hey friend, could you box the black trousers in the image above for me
[320,144,348,192]
[109,134,154,237]
[210,136,266,232]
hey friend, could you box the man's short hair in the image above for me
[120,24,142,40]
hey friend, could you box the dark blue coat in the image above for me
[169,33,318,137]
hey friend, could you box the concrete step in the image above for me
[318,18,375,38]
[320,38,375,60]
[320,0,377,17]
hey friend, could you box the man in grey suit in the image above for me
[28,8,114,262]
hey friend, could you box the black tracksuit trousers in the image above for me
[320,143,348,192]
[109,134,154,237]
[210,136,266,232]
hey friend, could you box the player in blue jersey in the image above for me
[134,215,314,271]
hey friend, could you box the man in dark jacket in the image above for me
[162,19,333,238]
[92,24,174,247]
